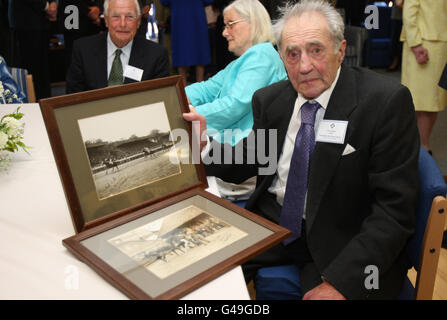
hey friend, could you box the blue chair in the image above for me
[254,147,447,300]
[399,148,447,299]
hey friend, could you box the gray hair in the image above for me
[104,0,141,17]
[224,0,275,45]
[273,0,344,52]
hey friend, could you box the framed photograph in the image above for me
[40,76,206,233]
[63,188,290,299]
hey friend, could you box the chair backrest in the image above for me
[409,147,447,299]
[25,74,36,103]
[9,67,30,103]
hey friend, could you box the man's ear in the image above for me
[338,39,347,64]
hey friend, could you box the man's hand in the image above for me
[46,1,57,21]
[88,6,101,25]
[411,45,429,64]
[302,280,346,300]
[183,108,207,152]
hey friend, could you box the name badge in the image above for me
[316,120,348,144]
[124,65,143,81]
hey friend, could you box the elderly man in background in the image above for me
[185,0,419,299]
[66,0,170,94]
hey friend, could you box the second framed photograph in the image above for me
[63,188,290,300]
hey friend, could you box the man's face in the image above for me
[280,12,346,100]
[105,0,140,48]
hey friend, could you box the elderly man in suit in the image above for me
[66,0,170,94]
[184,0,419,299]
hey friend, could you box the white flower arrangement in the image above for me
[0,107,30,171]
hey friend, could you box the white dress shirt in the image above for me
[107,34,133,78]
[268,68,341,218]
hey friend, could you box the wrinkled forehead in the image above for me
[108,0,138,14]
[281,12,333,50]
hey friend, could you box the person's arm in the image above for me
[186,67,226,106]
[188,48,285,133]
[402,0,428,64]
[320,86,419,299]
[183,85,269,184]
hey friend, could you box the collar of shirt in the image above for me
[107,33,133,77]
[268,67,341,208]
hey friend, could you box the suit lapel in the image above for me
[266,82,298,162]
[305,66,358,232]
[124,37,143,84]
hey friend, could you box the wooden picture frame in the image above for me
[40,76,206,233]
[63,188,289,300]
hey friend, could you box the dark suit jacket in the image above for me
[207,66,419,299]
[66,33,170,93]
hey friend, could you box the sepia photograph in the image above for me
[78,102,182,200]
[108,205,248,279]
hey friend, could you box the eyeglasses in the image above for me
[223,19,245,31]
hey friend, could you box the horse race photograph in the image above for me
[77,102,182,200]
[108,205,248,280]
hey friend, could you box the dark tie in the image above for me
[280,101,320,245]
[108,49,123,86]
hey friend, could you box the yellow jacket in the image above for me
[400,0,447,46]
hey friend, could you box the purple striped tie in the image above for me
[280,101,320,245]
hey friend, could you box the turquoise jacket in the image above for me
[185,42,287,145]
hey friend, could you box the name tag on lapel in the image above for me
[124,65,143,81]
[316,120,348,144]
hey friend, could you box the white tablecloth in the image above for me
[0,104,249,300]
